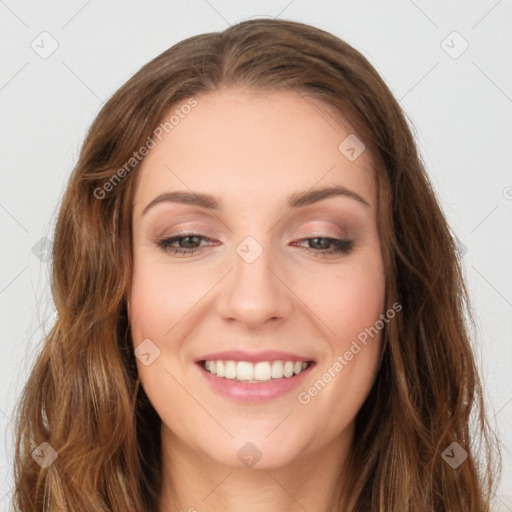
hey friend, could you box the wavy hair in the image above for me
[12,17,501,511]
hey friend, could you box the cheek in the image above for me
[338,271,385,337]
[128,275,163,340]
[128,260,199,339]
[307,253,385,397]
[295,264,386,430]
[309,253,386,343]
[128,269,180,393]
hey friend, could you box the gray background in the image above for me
[1,0,511,509]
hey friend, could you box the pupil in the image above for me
[182,236,199,248]
[311,237,328,249]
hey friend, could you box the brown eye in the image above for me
[157,233,214,256]
[295,237,354,256]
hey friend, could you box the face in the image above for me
[128,87,386,470]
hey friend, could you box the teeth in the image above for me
[225,361,237,379]
[202,360,309,382]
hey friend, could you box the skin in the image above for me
[128,87,386,512]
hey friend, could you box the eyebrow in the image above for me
[141,184,370,216]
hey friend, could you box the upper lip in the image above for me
[194,350,315,364]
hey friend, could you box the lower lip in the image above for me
[196,362,315,403]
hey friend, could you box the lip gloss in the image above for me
[196,362,315,403]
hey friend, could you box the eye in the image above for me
[156,233,215,256]
[156,233,354,258]
[293,236,354,257]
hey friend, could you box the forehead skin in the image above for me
[131,87,377,226]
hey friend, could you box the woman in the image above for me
[12,18,501,511]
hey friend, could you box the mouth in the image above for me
[197,359,316,383]
[196,358,316,403]
[193,350,317,402]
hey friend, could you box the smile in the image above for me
[202,359,311,382]
[196,359,316,403]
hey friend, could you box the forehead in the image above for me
[132,88,376,216]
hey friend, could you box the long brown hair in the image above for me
[12,18,501,511]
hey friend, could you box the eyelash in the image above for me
[156,233,354,258]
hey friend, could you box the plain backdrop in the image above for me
[1,0,511,509]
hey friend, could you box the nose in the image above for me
[216,238,294,329]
